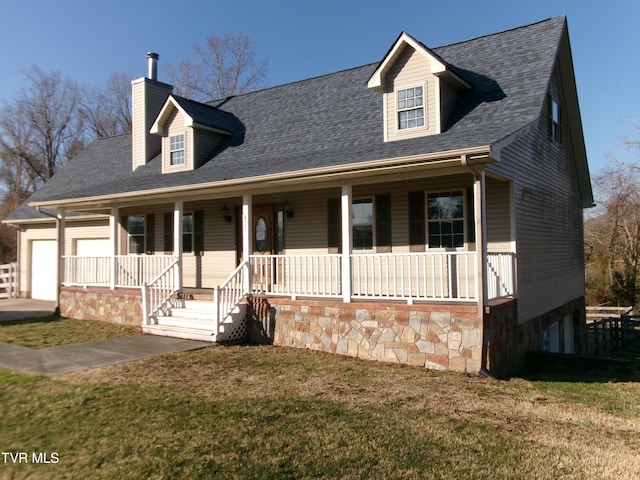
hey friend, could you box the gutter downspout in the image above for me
[461,154,488,373]
[35,206,64,315]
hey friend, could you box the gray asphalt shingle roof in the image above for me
[6,16,566,221]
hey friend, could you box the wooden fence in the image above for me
[585,306,640,356]
[0,263,17,299]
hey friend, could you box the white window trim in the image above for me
[395,83,427,132]
[352,197,375,252]
[182,211,194,254]
[169,133,185,166]
[425,189,467,251]
[127,215,145,255]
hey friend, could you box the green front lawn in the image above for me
[1,344,639,479]
[0,316,140,349]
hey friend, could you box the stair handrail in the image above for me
[213,261,250,337]
[141,257,180,326]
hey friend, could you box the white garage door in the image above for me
[76,238,110,256]
[31,240,57,301]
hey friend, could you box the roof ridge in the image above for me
[435,16,565,51]
[206,62,379,106]
[209,16,565,106]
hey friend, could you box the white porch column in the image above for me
[56,208,65,311]
[109,207,118,290]
[242,195,252,293]
[474,169,488,308]
[173,201,183,291]
[341,185,353,303]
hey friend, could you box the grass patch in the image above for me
[1,346,639,479]
[0,316,141,349]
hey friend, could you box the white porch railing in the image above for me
[486,252,516,300]
[213,261,249,337]
[249,254,342,298]
[62,255,177,288]
[141,258,180,325]
[249,252,514,303]
[61,251,515,307]
[351,252,477,302]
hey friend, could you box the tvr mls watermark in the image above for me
[1,452,59,464]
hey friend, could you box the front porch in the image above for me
[50,170,517,373]
[60,251,514,345]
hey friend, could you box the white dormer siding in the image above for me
[131,78,172,171]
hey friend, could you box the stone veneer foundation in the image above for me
[59,286,142,327]
[248,297,482,374]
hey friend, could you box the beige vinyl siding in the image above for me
[440,81,458,131]
[162,111,190,173]
[384,46,440,141]
[194,129,226,169]
[485,178,513,252]
[64,219,110,255]
[17,218,109,296]
[182,199,236,288]
[131,78,172,170]
[486,66,585,323]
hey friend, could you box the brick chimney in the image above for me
[131,52,172,171]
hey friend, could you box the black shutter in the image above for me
[375,194,391,252]
[164,212,173,253]
[145,214,155,254]
[194,210,204,255]
[327,198,341,253]
[408,191,425,252]
[466,187,475,244]
[120,215,128,254]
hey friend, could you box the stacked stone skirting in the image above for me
[248,297,482,374]
[59,286,142,327]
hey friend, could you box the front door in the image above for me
[236,206,278,292]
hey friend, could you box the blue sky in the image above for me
[0,0,638,176]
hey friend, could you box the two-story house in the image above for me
[4,16,592,377]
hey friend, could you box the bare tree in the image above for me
[0,66,86,182]
[585,153,640,307]
[165,32,268,101]
[81,72,132,138]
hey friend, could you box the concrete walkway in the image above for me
[0,299,211,376]
[0,335,211,376]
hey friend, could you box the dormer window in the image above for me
[397,86,425,130]
[170,134,185,165]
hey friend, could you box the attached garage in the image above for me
[31,240,57,301]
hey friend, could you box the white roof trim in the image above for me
[367,32,470,91]
[150,96,190,135]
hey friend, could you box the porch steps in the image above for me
[142,300,248,343]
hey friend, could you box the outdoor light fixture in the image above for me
[221,205,232,223]
[284,199,293,219]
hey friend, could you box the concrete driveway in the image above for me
[0,299,56,322]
